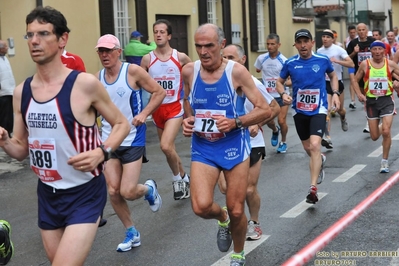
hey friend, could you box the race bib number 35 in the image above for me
[265,78,277,93]
[194,109,226,142]
[28,138,62,182]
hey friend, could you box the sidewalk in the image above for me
[0,150,27,175]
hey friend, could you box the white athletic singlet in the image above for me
[21,71,103,189]
[99,63,146,147]
[148,49,183,104]
[246,76,274,148]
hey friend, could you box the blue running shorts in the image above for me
[191,129,250,170]
[37,174,107,230]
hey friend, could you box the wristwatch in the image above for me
[235,117,243,129]
[99,144,112,161]
[280,91,287,97]
[333,90,341,96]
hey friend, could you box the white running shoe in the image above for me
[116,231,141,252]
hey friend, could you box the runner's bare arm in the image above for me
[232,63,271,128]
[178,52,192,67]
[0,82,29,160]
[181,62,195,137]
[131,65,166,122]
[350,62,367,102]
[276,77,292,105]
[68,74,130,170]
[327,71,340,110]
[140,54,150,71]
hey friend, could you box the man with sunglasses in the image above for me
[95,34,165,252]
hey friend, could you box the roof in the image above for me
[313,4,344,13]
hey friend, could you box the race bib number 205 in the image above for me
[296,88,320,112]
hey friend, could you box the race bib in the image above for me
[296,88,320,112]
[28,138,62,182]
[265,78,277,94]
[358,52,371,65]
[369,77,388,96]
[154,75,176,97]
[194,109,226,142]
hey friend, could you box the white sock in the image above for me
[172,173,181,181]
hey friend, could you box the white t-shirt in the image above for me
[317,44,350,80]
[0,56,16,96]
[254,52,287,98]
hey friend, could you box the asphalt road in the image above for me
[2,79,399,266]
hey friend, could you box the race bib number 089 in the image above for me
[28,138,62,182]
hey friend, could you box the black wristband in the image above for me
[280,91,287,97]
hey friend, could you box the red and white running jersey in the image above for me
[148,49,183,104]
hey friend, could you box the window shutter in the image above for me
[198,0,207,25]
[99,0,114,35]
[248,0,259,51]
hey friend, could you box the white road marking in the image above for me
[392,134,399,140]
[333,164,367,183]
[389,248,399,265]
[368,146,383,157]
[211,235,270,266]
[280,193,328,218]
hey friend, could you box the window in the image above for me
[113,0,130,59]
[207,0,217,24]
[257,0,266,50]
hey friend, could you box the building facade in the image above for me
[0,0,334,84]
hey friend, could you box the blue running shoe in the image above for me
[271,126,280,147]
[277,142,287,153]
[144,179,162,212]
[116,231,141,252]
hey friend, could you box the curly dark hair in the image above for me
[26,6,70,39]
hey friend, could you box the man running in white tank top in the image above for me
[95,34,165,252]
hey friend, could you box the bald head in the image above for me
[0,40,8,56]
[357,23,368,31]
[222,44,246,65]
[356,23,369,40]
